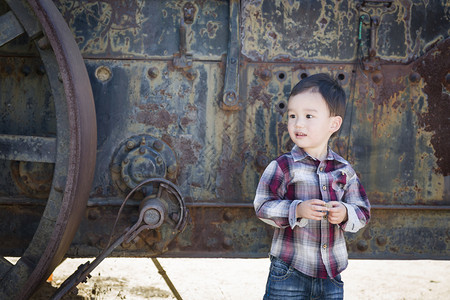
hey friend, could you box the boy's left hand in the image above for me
[327,201,348,224]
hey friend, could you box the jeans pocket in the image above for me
[269,257,293,281]
[329,274,344,289]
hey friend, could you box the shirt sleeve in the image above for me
[339,172,371,233]
[254,160,307,229]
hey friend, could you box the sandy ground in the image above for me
[27,258,450,300]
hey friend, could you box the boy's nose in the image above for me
[295,118,304,128]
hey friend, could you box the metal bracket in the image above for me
[357,0,397,72]
[173,19,193,69]
[221,0,240,110]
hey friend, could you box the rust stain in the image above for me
[180,103,198,127]
[414,39,450,176]
[162,134,202,166]
[248,84,271,109]
[136,104,177,130]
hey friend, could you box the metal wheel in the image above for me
[0,0,96,298]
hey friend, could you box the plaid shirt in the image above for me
[254,146,370,278]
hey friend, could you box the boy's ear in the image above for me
[330,116,343,133]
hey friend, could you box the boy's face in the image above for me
[287,91,342,160]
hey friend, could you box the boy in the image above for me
[254,73,370,299]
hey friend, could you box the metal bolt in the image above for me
[139,147,146,154]
[37,36,50,50]
[170,212,179,222]
[126,141,135,150]
[153,140,164,151]
[224,91,237,106]
[156,156,163,164]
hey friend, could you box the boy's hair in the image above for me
[289,73,346,118]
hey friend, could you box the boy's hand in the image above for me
[327,201,348,224]
[296,199,327,221]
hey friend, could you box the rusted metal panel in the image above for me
[0,0,449,266]
[241,0,449,63]
[54,0,229,60]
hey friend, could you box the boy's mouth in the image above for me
[295,132,307,138]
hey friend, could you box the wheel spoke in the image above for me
[0,134,56,163]
[0,257,13,279]
[0,11,24,47]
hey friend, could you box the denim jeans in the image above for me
[264,256,344,300]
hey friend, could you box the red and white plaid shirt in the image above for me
[254,146,371,278]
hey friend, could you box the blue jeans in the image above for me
[264,256,344,300]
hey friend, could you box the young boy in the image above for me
[254,73,370,299]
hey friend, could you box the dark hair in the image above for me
[289,73,346,118]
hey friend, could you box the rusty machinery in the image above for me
[0,0,448,298]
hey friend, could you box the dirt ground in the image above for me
[28,257,450,300]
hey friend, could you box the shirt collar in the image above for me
[291,145,347,164]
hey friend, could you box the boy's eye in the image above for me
[306,114,313,119]
[289,114,296,119]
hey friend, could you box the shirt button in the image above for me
[323,244,328,249]
[319,167,324,172]
[322,185,327,191]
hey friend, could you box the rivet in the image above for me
[409,72,420,83]
[139,147,146,154]
[22,65,31,76]
[37,65,46,75]
[168,165,177,174]
[88,209,100,220]
[376,236,387,246]
[260,69,272,81]
[256,155,269,169]
[357,240,368,251]
[223,211,233,222]
[223,237,233,249]
[372,73,383,84]
[147,67,159,79]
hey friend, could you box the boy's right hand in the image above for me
[296,199,328,221]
